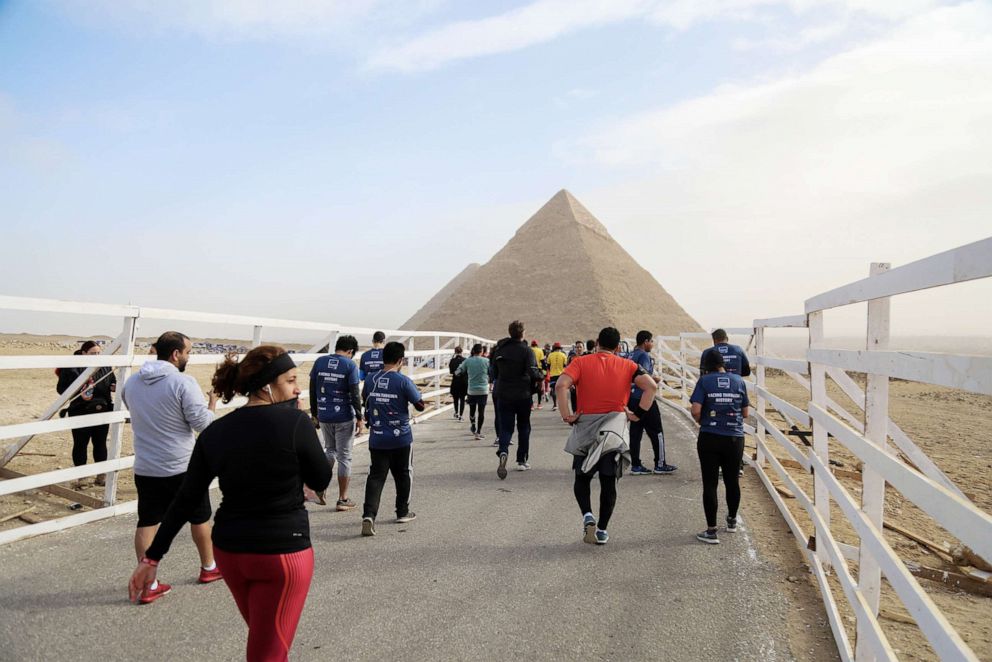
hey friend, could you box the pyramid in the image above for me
[401,190,703,342]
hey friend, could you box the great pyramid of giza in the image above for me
[402,190,703,341]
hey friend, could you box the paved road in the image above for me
[0,404,795,661]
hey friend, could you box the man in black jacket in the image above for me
[492,320,541,479]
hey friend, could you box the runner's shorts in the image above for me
[134,472,212,527]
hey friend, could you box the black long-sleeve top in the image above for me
[144,405,332,560]
[56,366,116,415]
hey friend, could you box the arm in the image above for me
[180,379,215,434]
[633,373,658,414]
[740,351,752,378]
[295,415,333,492]
[555,373,580,424]
[349,382,364,432]
[692,403,703,423]
[56,367,81,395]
[309,373,318,420]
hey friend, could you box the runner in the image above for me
[361,342,425,536]
[556,327,658,545]
[627,330,677,476]
[121,331,220,603]
[492,321,542,477]
[309,334,364,511]
[56,340,116,486]
[546,342,568,411]
[129,345,332,662]
[530,340,546,410]
[359,331,387,381]
[448,346,468,420]
[699,328,751,377]
[690,350,749,544]
[455,344,490,440]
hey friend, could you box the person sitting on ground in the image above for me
[129,345,331,661]
[690,350,749,544]
[309,334,364,511]
[449,346,468,421]
[556,327,658,545]
[56,340,116,486]
[361,341,425,536]
[455,344,491,440]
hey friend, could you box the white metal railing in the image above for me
[653,236,992,662]
[0,294,493,545]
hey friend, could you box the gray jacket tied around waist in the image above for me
[564,411,631,475]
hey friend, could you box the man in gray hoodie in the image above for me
[122,331,219,601]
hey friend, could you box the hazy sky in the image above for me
[2,0,989,341]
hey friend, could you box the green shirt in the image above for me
[457,356,491,395]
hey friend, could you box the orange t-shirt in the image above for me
[562,352,640,414]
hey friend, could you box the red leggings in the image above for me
[214,546,314,662]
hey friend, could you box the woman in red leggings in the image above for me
[129,345,332,662]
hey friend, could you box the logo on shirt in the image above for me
[718,345,728,354]
[393,428,401,436]
[377,378,390,389]
[717,377,731,389]
[328,357,339,368]
[334,406,341,412]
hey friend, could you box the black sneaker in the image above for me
[396,512,417,523]
[497,453,508,480]
[696,529,719,544]
[726,517,738,532]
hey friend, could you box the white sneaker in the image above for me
[516,463,530,471]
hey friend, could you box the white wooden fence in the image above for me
[653,236,992,662]
[0,295,493,545]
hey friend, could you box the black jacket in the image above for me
[56,365,116,415]
[492,337,541,401]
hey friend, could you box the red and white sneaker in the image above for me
[198,567,223,584]
[139,581,172,604]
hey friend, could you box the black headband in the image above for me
[246,353,297,392]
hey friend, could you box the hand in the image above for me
[207,391,219,412]
[355,419,364,435]
[129,562,158,604]
[561,411,581,425]
[296,399,307,412]
[312,416,320,430]
[624,407,641,423]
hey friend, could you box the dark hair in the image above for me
[383,341,405,365]
[703,349,725,373]
[635,330,653,346]
[597,327,621,351]
[471,343,483,356]
[508,320,524,340]
[335,335,359,353]
[586,339,596,352]
[712,328,728,342]
[212,344,287,403]
[80,340,99,353]
[154,331,190,361]
[372,331,386,344]
[454,346,463,355]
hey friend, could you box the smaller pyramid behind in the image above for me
[402,190,703,342]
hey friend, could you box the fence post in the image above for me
[251,325,263,348]
[754,325,766,467]
[103,313,138,506]
[434,335,441,410]
[808,310,830,567]
[855,262,891,661]
[679,334,689,408]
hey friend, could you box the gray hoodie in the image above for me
[123,360,215,478]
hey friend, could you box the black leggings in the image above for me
[452,392,467,417]
[362,445,413,520]
[628,397,664,467]
[467,394,488,431]
[574,472,618,530]
[71,423,109,467]
[697,432,744,528]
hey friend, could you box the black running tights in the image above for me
[697,432,744,528]
[573,472,618,530]
[452,394,466,417]
[71,424,109,466]
[467,394,487,431]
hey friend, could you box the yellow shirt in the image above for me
[531,347,545,366]
[547,350,567,377]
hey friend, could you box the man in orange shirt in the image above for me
[555,327,658,545]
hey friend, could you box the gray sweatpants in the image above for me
[320,421,355,477]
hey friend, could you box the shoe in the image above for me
[497,453,508,480]
[470,421,476,434]
[139,581,172,604]
[94,475,106,487]
[396,512,417,523]
[474,433,482,440]
[653,463,678,474]
[515,463,530,471]
[198,566,222,584]
[492,440,498,447]
[696,529,720,544]
[537,405,543,410]
[551,405,557,411]
[630,465,652,476]
[361,517,376,536]
[726,517,738,533]
[315,490,327,505]
[336,498,356,511]
[583,514,597,544]
[738,467,744,477]
[595,529,609,545]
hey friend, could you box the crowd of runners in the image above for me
[58,323,752,661]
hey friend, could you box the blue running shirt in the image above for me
[310,354,360,423]
[628,348,654,399]
[363,370,423,449]
[700,343,751,376]
[690,372,750,437]
[359,348,385,380]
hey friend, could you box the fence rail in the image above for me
[0,294,493,545]
[654,236,991,661]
